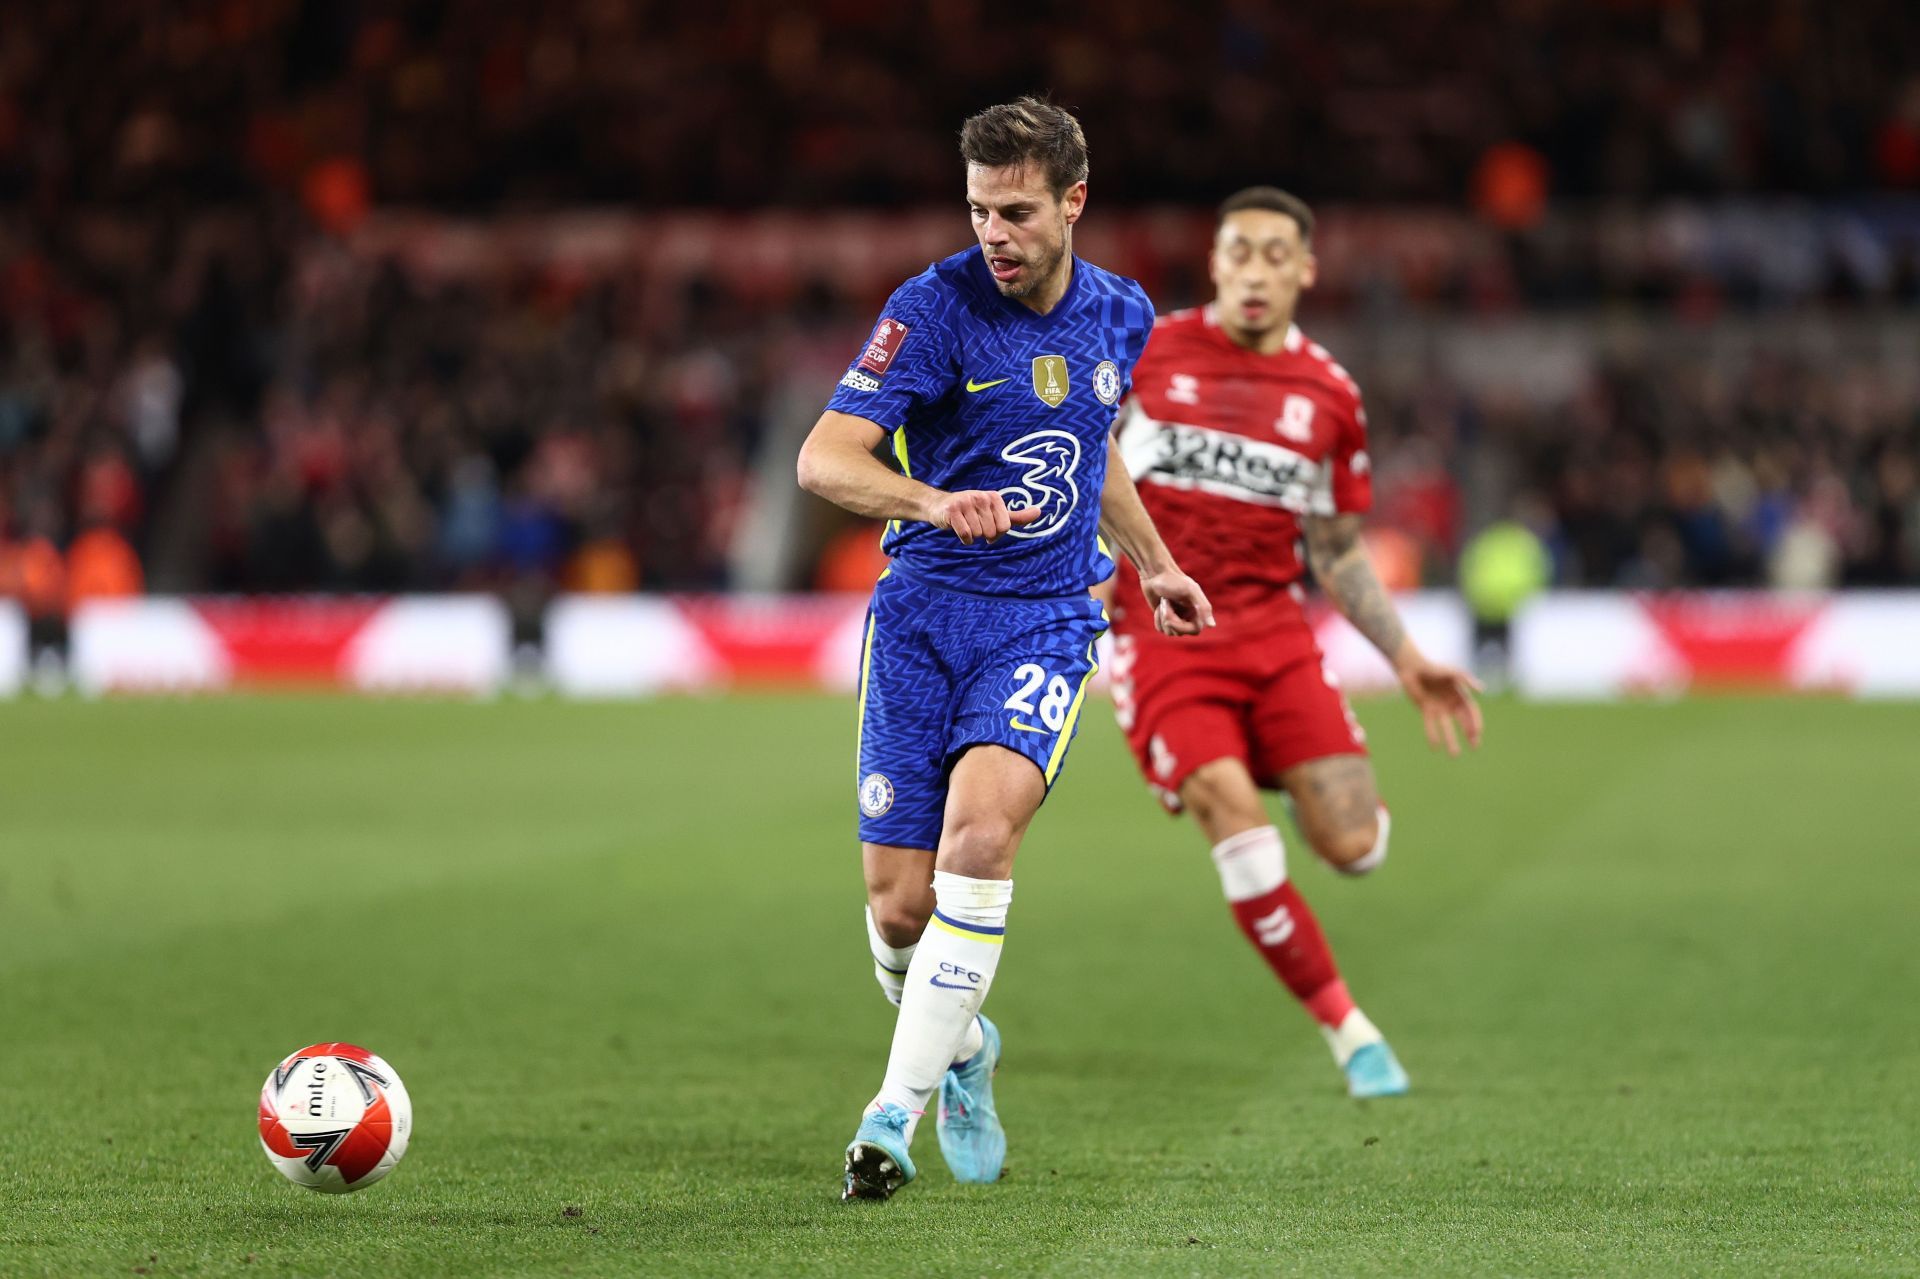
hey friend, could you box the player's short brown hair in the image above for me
[959,97,1089,196]
[1218,186,1315,241]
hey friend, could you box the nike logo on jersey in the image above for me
[1008,719,1046,734]
[965,377,1011,393]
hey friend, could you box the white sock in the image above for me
[865,905,915,1007]
[867,871,1011,1138]
[1210,825,1287,901]
[865,905,987,1067]
[953,1016,985,1066]
[1320,1007,1384,1067]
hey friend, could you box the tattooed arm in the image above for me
[1305,514,1409,661]
[1304,514,1483,755]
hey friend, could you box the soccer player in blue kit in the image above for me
[798,98,1215,1201]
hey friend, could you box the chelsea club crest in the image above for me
[1093,360,1121,405]
[860,773,895,818]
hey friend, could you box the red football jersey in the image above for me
[1113,306,1371,638]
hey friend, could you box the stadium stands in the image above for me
[2,0,1917,605]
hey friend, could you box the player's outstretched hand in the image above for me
[1139,568,1215,637]
[1395,651,1484,756]
[930,489,1044,544]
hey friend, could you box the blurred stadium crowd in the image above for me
[2,0,1918,621]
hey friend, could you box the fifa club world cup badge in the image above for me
[1093,360,1121,405]
[1031,355,1069,407]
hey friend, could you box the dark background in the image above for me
[3,0,1917,617]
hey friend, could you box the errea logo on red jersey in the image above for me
[859,318,911,375]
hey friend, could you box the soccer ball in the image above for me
[258,1042,412,1193]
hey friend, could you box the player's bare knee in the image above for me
[1180,765,1266,842]
[1317,821,1377,871]
[938,811,1019,880]
[867,890,932,948]
[1323,808,1390,876]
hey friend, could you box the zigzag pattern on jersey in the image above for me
[828,249,1154,598]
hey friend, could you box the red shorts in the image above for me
[1110,627,1368,812]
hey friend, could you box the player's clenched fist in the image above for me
[929,489,1045,544]
[1138,567,1216,637]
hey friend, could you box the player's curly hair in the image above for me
[1218,186,1316,240]
[959,96,1089,196]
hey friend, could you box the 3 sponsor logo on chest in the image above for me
[996,430,1082,539]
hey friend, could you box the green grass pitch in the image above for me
[1,693,1916,1276]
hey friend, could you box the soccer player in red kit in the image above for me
[1106,187,1483,1097]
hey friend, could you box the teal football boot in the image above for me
[937,1015,1006,1183]
[1344,1040,1411,1099]
[842,1103,917,1200]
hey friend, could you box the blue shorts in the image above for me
[855,567,1109,850]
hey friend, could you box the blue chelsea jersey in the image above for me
[825,248,1155,598]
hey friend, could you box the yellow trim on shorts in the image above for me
[1044,641,1101,784]
[855,611,878,764]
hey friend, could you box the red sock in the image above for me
[1228,881,1356,1029]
